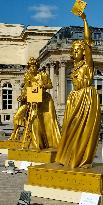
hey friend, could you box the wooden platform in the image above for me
[8,148,57,163]
[27,163,103,194]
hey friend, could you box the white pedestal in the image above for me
[24,185,81,203]
[0,149,8,155]
[24,185,103,204]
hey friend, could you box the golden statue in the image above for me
[9,58,61,150]
[56,1,101,168]
[22,66,61,149]
[9,57,38,141]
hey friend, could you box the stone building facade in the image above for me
[39,26,103,125]
[0,23,103,133]
[0,24,60,130]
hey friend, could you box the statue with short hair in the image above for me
[9,57,61,150]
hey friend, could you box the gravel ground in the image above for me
[0,142,102,205]
[0,154,78,205]
[0,154,27,205]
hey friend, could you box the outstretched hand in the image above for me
[79,12,86,20]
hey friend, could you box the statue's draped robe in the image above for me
[31,92,61,149]
[30,71,61,149]
[56,62,101,168]
[14,71,61,149]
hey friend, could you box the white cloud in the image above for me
[29,4,58,22]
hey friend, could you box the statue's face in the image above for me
[27,58,38,75]
[29,57,36,65]
[72,43,84,61]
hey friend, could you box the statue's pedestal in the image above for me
[0,140,23,149]
[24,185,103,204]
[5,148,56,169]
[0,149,8,155]
[0,141,57,169]
[24,163,103,203]
[24,185,82,203]
[8,148,57,163]
[27,163,103,194]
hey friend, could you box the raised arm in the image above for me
[81,12,93,67]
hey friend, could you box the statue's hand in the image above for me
[17,95,27,102]
[38,81,44,88]
[39,84,45,89]
[79,12,86,20]
[17,96,22,102]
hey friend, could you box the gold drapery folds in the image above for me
[9,58,61,150]
[56,2,101,168]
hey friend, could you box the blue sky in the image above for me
[0,0,103,27]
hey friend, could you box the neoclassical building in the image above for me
[39,26,103,125]
[0,23,60,132]
[0,24,103,133]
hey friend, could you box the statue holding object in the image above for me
[56,0,101,168]
[9,57,61,150]
[25,1,103,196]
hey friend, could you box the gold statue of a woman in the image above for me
[56,2,101,168]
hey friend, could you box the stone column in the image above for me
[94,78,97,89]
[49,63,54,99]
[56,81,59,105]
[59,62,66,105]
[46,64,50,93]
[46,64,50,76]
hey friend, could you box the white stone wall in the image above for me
[0,23,24,36]
[0,73,24,124]
[0,24,60,126]
[0,24,60,65]
[0,41,26,65]
[26,36,52,63]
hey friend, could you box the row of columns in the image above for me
[60,62,66,105]
[47,64,103,107]
[45,61,66,106]
[49,63,54,98]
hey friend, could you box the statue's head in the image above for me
[28,57,37,66]
[27,57,40,73]
[71,40,85,62]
